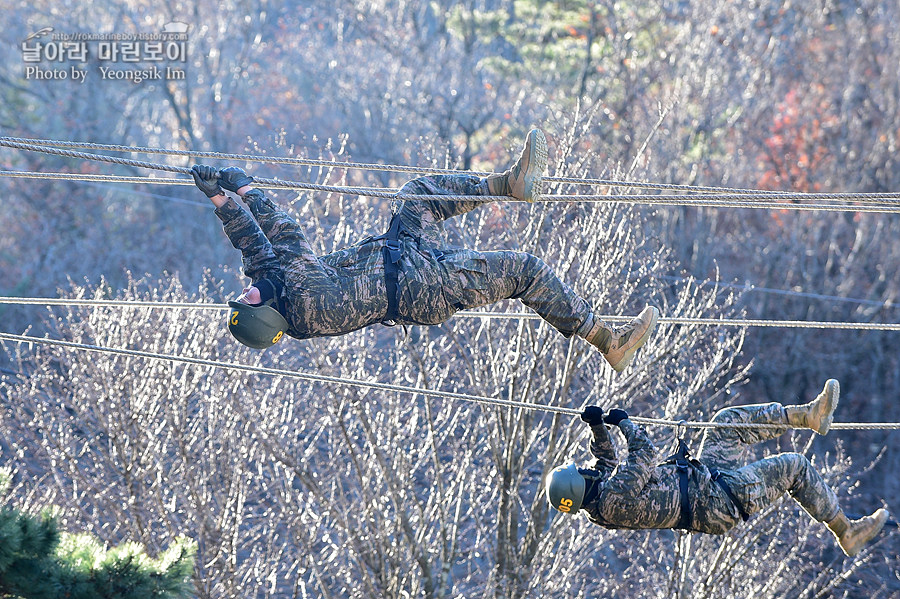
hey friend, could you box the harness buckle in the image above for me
[386,239,402,265]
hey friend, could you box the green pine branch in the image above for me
[0,504,195,599]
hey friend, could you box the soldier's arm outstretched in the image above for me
[192,165,281,283]
[216,167,330,291]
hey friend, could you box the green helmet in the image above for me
[227,301,288,349]
[226,279,289,349]
[546,464,586,513]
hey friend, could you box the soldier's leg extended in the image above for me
[698,384,887,556]
[441,248,591,335]
[697,380,841,471]
[440,248,656,371]
[393,129,549,245]
[732,453,840,522]
[394,175,494,248]
[731,454,887,557]
[697,403,792,471]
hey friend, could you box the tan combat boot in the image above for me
[485,129,548,203]
[826,508,889,556]
[584,306,660,373]
[784,379,839,435]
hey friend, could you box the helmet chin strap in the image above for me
[579,469,603,505]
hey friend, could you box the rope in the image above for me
[0,138,404,198]
[4,138,900,213]
[660,275,898,310]
[8,136,900,200]
[0,136,478,177]
[0,331,897,431]
[4,168,900,214]
[0,136,810,191]
[0,297,224,310]
[0,170,194,186]
[0,297,898,331]
[0,331,579,417]
[0,170,389,197]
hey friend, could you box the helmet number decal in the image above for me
[272,331,284,344]
[230,310,239,326]
[558,498,573,513]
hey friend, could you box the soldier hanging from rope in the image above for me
[546,379,890,556]
[191,129,659,372]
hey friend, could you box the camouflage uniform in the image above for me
[214,175,594,340]
[580,403,841,534]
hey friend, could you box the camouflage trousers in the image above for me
[392,175,593,335]
[696,402,840,524]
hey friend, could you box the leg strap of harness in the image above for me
[710,469,751,522]
[665,439,693,531]
[381,215,403,323]
[675,463,693,530]
[675,462,691,530]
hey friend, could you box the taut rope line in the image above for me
[7,135,900,200]
[4,138,900,212]
[0,297,898,331]
[0,331,897,431]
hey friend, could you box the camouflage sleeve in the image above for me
[589,423,619,477]
[603,419,659,499]
[214,197,280,281]
[241,189,328,288]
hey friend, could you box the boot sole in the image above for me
[523,129,548,202]
[818,378,840,434]
[607,306,659,373]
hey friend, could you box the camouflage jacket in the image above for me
[581,420,742,534]
[214,190,456,339]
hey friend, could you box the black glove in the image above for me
[604,408,629,426]
[218,166,254,193]
[580,406,605,426]
[191,164,222,198]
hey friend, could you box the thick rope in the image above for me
[4,168,900,214]
[0,170,385,194]
[0,297,898,331]
[0,137,824,192]
[0,136,477,178]
[0,138,404,197]
[4,139,900,213]
[8,136,900,200]
[0,331,897,430]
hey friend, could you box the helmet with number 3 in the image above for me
[226,279,289,349]
[546,464,586,513]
